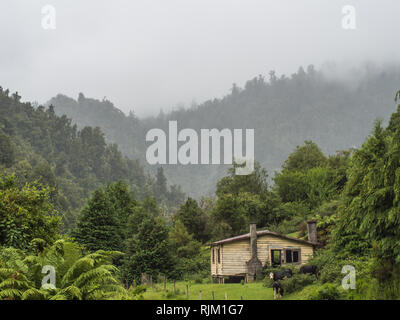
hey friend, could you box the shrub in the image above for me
[310,250,373,285]
[133,285,147,295]
[307,283,340,300]
[203,277,212,284]
[194,275,203,284]
[281,274,316,294]
[264,277,274,288]
[164,291,177,299]
[163,288,183,299]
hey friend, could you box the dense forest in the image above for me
[1,66,400,299]
[49,65,400,198]
[0,88,185,231]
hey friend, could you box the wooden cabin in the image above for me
[210,221,317,283]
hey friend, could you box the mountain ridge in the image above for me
[48,65,400,197]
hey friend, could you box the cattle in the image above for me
[272,280,284,299]
[269,269,293,281]
[299,265,318,277]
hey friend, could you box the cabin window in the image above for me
[285,250,292,263]
[212,248,215,263]
[293,250,299,262]
[217,247,221,263]
[285,249,300,263]
[271,250,281,267]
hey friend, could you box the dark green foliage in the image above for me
[0,240,128,300]
[154,167,168,201]
[307,283,340,300]
[313,99,400,297]
[73,189,121,252]
[312,202,340,246]
[175,198,207,242]
[122,211,174,284]
[132,285,147,296]
[0,132,14,167]
[271,203,310,235]
[169,220,209,278]
[282,140,327,171]
[0,88,184,231]
[281,274,316,294]
[331,116,400,261]
[274,141,343,207]
[274,170,309,203]
[3,73,400,299]
[216,162,269,198]
[211,163,282,238]
[0,175,60,250]
[193,275,203,284]
[73,181,136,252]
[270,141,350,238]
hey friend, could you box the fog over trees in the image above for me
[49,64,400,197]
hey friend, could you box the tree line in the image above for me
[49,64,400,198]
[1,82,400,299]
[0,88,185,231]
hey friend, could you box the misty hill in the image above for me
[0,88,184,230]
[48,65,400,197]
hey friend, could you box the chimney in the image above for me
[250,222,258,259]
[307,220,317,243]
[246,223,263,282]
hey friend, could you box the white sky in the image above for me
[0,0,399,117]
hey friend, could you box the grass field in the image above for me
[141,281,310,300]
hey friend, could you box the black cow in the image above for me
[269,269,293,281]
[299,265,318,277]
[272,280,284,299]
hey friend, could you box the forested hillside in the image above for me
[0,88,184,231]
[48,65,400,197]
[2,82,400,300]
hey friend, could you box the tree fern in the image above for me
[0,240,127,300]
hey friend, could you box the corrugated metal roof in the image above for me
[210,229,316,246]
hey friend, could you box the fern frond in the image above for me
[21,288,47,300]
[0,288,22,300]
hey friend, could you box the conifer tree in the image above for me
[73,189,122,252]
[122,213,174,284]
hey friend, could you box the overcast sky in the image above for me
[0,0,399,117]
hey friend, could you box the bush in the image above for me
[203,277,212,284]
[281,274,316,294]
[133,285,147,295]
[164,291,177,299]
[307,283,340,300]
[264,277,274,288]
[184,273,208,284]
[310,250,373,285]
[194,275,203,284]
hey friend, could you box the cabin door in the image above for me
[271,249,281,267]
